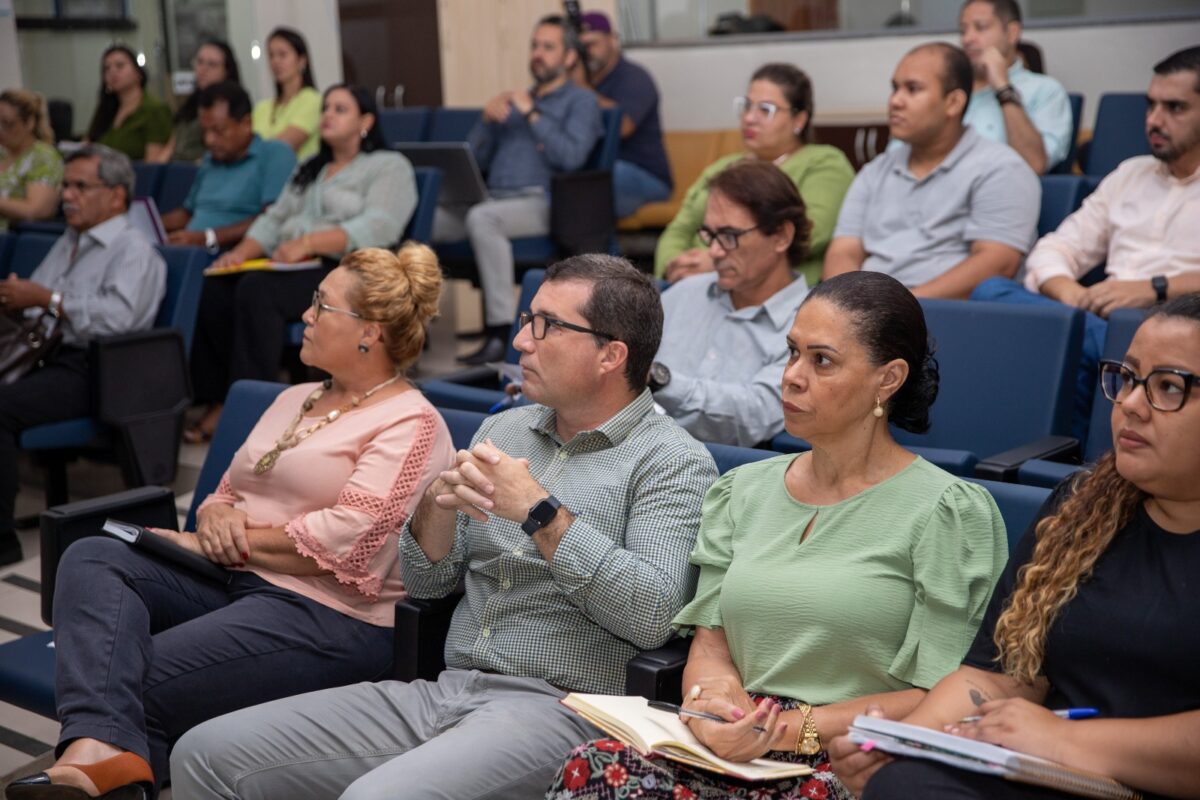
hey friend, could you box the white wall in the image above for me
[0,0,20,90]
[227,0,343,106]
[630,18,1200,130]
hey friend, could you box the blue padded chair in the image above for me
[1017,308,1146,488]
[419,269,545,412]
[1083,93,1150,178]
[19,245,208,508]
[0,232,14,273]
[379,107,432,145]
[439,407,489,451]
[156,162,199,213]
[427,108,482,142]
[132,162,164,200]
[9,231,58,278]
[9,219,67,237]
[966,478,1052,552]
[705,442,775,474]
[1048,93,1084,175]
[0,379,288,719]
[1037,175,1088,238]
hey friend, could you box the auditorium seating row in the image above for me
[0,378,1052,719]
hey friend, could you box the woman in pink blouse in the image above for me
[12,246,454,800]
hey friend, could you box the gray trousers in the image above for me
[433,193,550,327]
[170,669,602,800]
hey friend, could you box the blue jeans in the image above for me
[613,159,672,219]
[970,277,1105,443]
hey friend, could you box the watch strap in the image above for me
[521,495,562,536]
[1152,275,1168,303]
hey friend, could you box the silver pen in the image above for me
[648,701,769,734]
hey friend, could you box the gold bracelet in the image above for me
[795,703,822,755]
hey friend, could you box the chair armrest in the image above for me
[974,435,1080,482]
[393,590,464,683]
[39,485,178,625]
[625,636,691,703]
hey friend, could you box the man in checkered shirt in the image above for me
[173,254,719,800]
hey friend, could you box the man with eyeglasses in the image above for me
[0,144,164,565]
[823,43,1038,299]
[172,253,717,800]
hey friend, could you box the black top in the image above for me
[594,56,672,187]
[965,485,1200,719]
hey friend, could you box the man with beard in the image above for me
[437,14,602,365]
[578,11,672,218]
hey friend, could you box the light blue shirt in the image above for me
[184,135,297,231]
[964,62,1073,171]
[655,272,809,447]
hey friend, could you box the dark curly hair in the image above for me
[803,271,939,433]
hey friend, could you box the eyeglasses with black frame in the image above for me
[698,224,761,252]
[733,96,799,122]
[310,290,366,322]
[1099,359,1199,413]
[517,311,615,342]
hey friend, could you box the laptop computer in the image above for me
[396,142,488,206]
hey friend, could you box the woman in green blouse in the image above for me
[187,84,418,442]
[546,271,1008,800]
[655,63,855,289]
[0,89,63,230]
[87,44,172,161]
[151,39,241,163]
[252,27,321,160]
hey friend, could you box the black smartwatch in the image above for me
[1151,275,1168,303]
[521,495,562,536]
[648,361,671,392]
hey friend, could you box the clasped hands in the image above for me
[155,504,271,567]
[433,439,546,523]
[679,677,786,763]
[483,90,534,124]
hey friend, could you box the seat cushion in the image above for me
[0,630,56,719]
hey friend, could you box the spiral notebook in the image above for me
[848,716,1141,800]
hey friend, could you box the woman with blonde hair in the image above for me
[0,88,63,229]
[6,245,455,800]
[831,294,1200,800]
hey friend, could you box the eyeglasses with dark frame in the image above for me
[733,96,800,122]
[518,311,615,342]
[697,224,761,252]
[310,290,366,322]
[1099,359,1199,413]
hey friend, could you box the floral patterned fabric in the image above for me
[545,695,853,800]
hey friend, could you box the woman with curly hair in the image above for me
[830,294,1200,800]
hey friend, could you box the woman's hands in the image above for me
[271,237,313,264]
[681,680,786,763]
[828,705,893,796]
[947,698,1069,763]
[195,504,270,566]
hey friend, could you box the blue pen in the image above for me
[487,392,523,414]
[959,707,1098,723]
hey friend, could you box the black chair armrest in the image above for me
[39,485,178,625]
[974,435,1080,482]
[625,637,691,703]
[393,590,464,683]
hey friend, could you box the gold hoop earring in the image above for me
[873,396,884,418]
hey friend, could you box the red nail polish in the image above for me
[242,551,250,559]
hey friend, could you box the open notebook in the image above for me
[203,258,322,277]
[848,716,1142,800]
[561,694,812,782]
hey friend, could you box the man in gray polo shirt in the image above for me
[172,255,718,800]
[824,43,1039,299]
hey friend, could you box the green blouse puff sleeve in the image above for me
[671,469,737,633]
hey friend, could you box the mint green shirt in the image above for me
[654,145,855,287]
[673,455,1007,704]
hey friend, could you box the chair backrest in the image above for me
[967,477,1051,552]
[504,268,547,364]
[1084,93,1150,178]
[584,107,622,171]
[1037,175,1086,238]
[895,300,1083,458]
[438,407,488,450]
[153,244,208,354]
[1048,93,1084,175]
[47,97,73,142]
[132,161,164,200]
[404,167,442,244]
[0,232,13,274]
[185,380,288,529]
[1083,308,1148,462]
[705,442,775,474]
[156,162,199,214]
[380,107,432,145]
[9,231,58,279]
[427,108,482,142]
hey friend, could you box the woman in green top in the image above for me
[0,89,63,230]
[545,271,1008,800]
[252,27,321,160]
[88,44,172,161]
[656,63,855,289]
[151,39,241,163]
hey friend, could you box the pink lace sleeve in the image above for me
[285,407,443,598]
[195,472,238,519]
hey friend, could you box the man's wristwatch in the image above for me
[521,495,562,536]
[648,361,671,392]
[1152,275,1168,303]
[996,84,1022,107]
[47,290,63,317]
[204,228,220,255]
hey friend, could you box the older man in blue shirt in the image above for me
[435,14,602,365]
